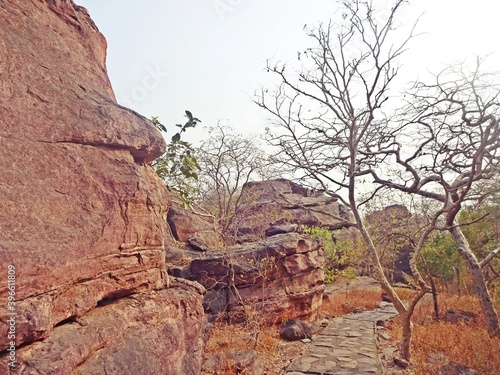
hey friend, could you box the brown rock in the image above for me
[0,0,171,349]
[189,233,324,323]
[0,282,206,374]
[0,1,207,373]
[166,202,223,253]
[228,179,352,243]
[279,319,312,341]
[444,309,478,324]
[167,202,213,242]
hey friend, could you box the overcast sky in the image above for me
[76,1,498,144]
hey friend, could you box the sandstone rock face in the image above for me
[0,0,205,373]
[189,233,325,323]
[167,201,223,251]
[5,281,206,375]
[229,179,352,243]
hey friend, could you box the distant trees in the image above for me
[154,116,278,240]
[256,0,500,361]
[194,122,278,238]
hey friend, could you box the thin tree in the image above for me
[372,59,500,337]
[256,0,428,361]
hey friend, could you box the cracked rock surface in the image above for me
[0,1,206,373]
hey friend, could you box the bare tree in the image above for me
[371,59,500,337]
[194,122,278,239]
[256,0,428,361]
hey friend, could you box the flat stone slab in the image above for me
[283,303,398,375]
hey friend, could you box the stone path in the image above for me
[283,302,398,375]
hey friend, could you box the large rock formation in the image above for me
[189,233,325,323]
[0,1,205,373]
[229,179,352,243]
[167,180,353,324]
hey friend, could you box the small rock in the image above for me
[444,309,477,324]
[320,318,330,327]
[301,338,312,343]
[265,223,298,237]
[279,319,312,341]
[381,292,392,302]
[376,319,385,327]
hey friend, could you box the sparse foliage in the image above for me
[153,111,201,204]
[194,123,278,236]
[256,0,427,360]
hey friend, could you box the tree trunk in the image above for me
[450,224,500,338]
[400,312,412,361]
[422,255,439,319]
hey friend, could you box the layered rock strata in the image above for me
[189,233,325,323]
[0,1,205,373]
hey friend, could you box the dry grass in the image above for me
[388,292,500,375]
[203,278,500,375]
[322,288,382,316]
[203,321,299,374]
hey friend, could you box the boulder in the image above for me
[3,282,206,375]
[279,319,312,341]
[189,233,325,323]
[167,201,223,252]
[444,309,478,324]
[167,202,214,242]
[228,179,352,243]
[0,0,206,372]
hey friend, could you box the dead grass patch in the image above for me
[204,321,299,374]
[323,288,382,316]
[388,292,500,375]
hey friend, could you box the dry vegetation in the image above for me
[203,277,500,374]
[203,321,301,374]
[388,291,500,375]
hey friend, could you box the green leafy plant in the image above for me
[152,111,201,205]
[302,226,355,284]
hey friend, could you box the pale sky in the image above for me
[76,1,499,144]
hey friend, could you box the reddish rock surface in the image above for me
[189,233,325,323]
[0,0,206,373]
[167,201,223,251]
[2,281,206,375]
